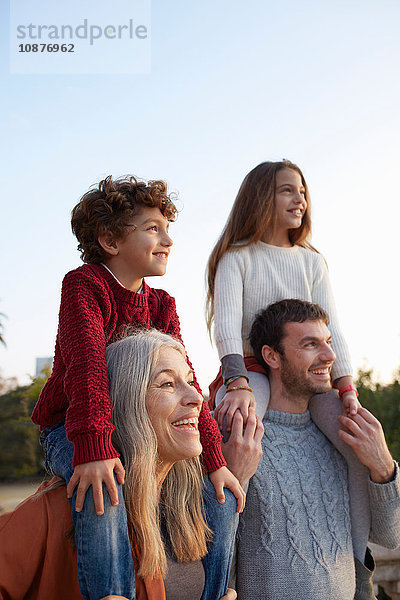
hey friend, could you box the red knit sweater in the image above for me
[32,264,224,472]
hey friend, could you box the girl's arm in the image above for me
[213,251,255,428]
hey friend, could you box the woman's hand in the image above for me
[67,458,125,515]
[220,588,237,599]
[209,466,246,513]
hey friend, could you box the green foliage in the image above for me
[0,370,49,479]
[356,368,400,462]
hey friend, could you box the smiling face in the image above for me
[266,168,307,246]
[146,347,203,480]
[266,319,336,412]
[102,205,173,291]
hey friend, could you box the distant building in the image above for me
[35,356,53,376]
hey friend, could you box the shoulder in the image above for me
[63,264,107,286]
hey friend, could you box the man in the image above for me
[228,299,400,600]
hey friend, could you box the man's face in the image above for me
[278,320,336,398]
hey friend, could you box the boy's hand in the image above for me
[341,390,361,417]
[67,458,125,515]
[209,466,246,513]
[214,388,256,432]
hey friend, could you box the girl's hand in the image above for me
[220,588,237,599]
[209,466,246,513]
[341,390,361,417]
[67,458,125,515]
[214,388,256,432]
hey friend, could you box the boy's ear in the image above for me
[98,231,119,256]
[261,345,281,371]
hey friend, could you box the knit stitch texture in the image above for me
[32,264,224,471]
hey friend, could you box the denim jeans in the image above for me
[201,477,239,600]
[40,423,136,600]
[41,423,237,600]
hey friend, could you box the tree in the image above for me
[356,368,400,462]
[0,368,49,479]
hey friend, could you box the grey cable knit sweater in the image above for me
[236,409,400,600]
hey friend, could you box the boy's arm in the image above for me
[57,269,119,467]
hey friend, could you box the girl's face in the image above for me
[269,168,307,245]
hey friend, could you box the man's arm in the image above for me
[338,407,400,549]
[221,406,264,487]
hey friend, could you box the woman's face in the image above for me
[146,347,203,476]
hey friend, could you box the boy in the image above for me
[32,175,243,600]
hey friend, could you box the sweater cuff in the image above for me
[368,462,400,503]
[72,430,120,467]
[221,354,248,383]
[202,442,227,473]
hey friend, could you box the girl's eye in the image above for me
[187,379,196,387]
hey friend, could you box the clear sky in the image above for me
[1,0,400,391]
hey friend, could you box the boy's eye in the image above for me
[187,379,196,387]
[148,225,158,231]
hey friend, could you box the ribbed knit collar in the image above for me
[257,241,300,253]
[88,264,150,304]
[265,408,311,428]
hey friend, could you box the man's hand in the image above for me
[209,466,246,513]
[338,407,395,483]
[221,406,264,488]
[67,458,126,515]
[214,389,256,432]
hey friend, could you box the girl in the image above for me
[206,160,369,563]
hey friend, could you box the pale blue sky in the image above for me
[1,0,400,390]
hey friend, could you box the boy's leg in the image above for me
[40,424,135,600]
[309,390,371,562]
[201,475,238,600]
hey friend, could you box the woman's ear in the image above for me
[261,345,281,371]
[98,231,119,256]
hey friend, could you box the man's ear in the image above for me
[261,345,281,371]
[98,231,119,257]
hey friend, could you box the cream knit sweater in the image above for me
[214,242,352,380]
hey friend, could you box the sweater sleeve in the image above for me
[311,254,353,380]
[214,250,247,360]
[152,290,226,472]
[56,270,120,466]
[368,462,400,549]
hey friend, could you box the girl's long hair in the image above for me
[206,159,317,334]
[106,330,211,579]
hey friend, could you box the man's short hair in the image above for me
[249,299,330,373]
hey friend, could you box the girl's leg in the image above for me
[40,424,135,600]
[201,475,238,600]
[309,390,371,561]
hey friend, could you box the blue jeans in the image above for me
[41,424,237,600]
[201,477,239,600]
[40,423,136,600]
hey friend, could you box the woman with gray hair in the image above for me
[0,330,240,600]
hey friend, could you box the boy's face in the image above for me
[113,206,173,283]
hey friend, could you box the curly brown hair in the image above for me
[71,175,177,264]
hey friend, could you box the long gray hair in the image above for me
[106,329,211,578]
